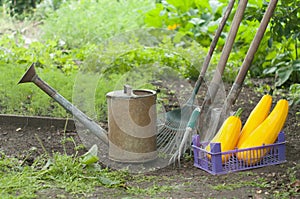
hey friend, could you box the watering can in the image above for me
[18,63,157,163]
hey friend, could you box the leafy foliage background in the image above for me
[0,0,299,117]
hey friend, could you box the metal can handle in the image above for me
[124,85,132,96]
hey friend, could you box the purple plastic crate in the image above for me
[192,132,286,175]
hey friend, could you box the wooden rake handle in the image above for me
[204,0,249,105]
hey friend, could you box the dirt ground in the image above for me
[0,80,299,199]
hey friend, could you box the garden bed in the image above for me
[0,82,299,198]
[0,114,84,158]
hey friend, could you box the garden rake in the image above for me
[158,1,251,163]
[157,0,235,155]
[167,0,250,164]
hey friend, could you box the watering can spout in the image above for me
[18,63,37,84]
[18,63,109,144]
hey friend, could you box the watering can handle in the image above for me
[124,85,132,96]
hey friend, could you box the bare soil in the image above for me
[0,80,299,199]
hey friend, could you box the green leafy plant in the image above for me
[260,0,300,87]
[264,56,300,87]
[0,33,89,74]
[80,144,99,165]
[288,83,300,106]
[269,0,299,43]
[145,0,228,47]
[1,0,42,18]
[249,0,300,87]
[34,0,66,19]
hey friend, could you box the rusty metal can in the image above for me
[106,85,157,163]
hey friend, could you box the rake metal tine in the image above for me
[157,135,173,152]
[168,150,179,165]
[157,125,176,148]
[161,135,177,154]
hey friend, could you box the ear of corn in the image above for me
[237,99,289,164]
[237,93,272,148]
[206,108,243,163]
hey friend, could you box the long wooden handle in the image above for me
[204,0,248,105]
[226,0,279,106]
[236,0,278,85]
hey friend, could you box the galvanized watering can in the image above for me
[18,63,158,163]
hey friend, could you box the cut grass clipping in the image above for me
[0,147,125,198]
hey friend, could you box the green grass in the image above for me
[0,149,179,198]
[0,150,126,198]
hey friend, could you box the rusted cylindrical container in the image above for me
[106,85,157,163]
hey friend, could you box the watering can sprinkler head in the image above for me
[18,63,109,144]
